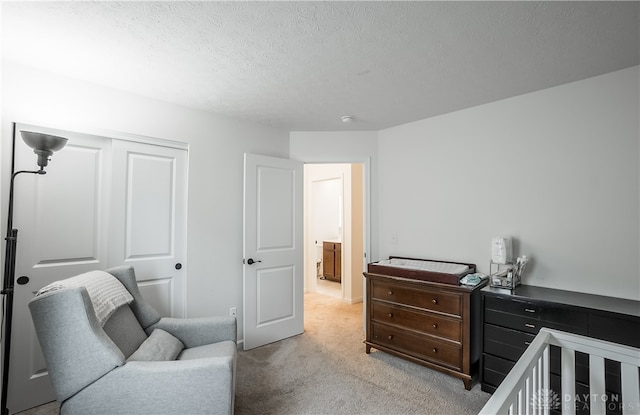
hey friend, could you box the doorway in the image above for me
[303,163,365,304]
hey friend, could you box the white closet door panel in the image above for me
[9,125,112,414]
[125,153,173,258]
[110,140,187,318]
[36,144,107,264]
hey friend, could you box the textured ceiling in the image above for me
[2,1,639,131]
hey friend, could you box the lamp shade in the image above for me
[20,131,68,168]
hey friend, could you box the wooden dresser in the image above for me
[364,272,486,390]
[481,285,640,412]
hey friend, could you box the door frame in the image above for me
[303,158,371,305]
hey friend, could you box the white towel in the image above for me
[37,270,134,326]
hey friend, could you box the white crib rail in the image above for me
[480,328,640,415]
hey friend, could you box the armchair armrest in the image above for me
[29,287,126,402]
[148,316,237,348]
[63,358,234,414]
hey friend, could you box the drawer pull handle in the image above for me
[432,348,438,353]
[388,313,393,318]
[524,308,536,313]
[525,323,535,328]
[388,291,393,295]
[388,335,394,340]
[432,324,438,329]
[432,299,438,304]
[525,341,531,346]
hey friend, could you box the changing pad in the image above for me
[376,258,470,275]
[367,257,475,285]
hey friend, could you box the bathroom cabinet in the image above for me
[322,241,341,282]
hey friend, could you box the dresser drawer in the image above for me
[589,312,640,348]
[371,280,462,316]
[483,324,535,362]
[371,322,461,369]
[485,296,589,328]
[482,353,515,388]
[485,308,588,335]
[371,301,461,342]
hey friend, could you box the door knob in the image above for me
[246,258,262,265]
[17,276,29,285]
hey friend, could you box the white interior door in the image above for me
[243,153,303,350]
[5,125,188,413]
[8,125,112,414]
[109,140,187,318]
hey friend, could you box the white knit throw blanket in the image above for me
[37,270,134,326]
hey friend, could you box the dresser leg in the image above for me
[463,378,471,390]
[365,344,371,354]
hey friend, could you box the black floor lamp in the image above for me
[1,124,68,415]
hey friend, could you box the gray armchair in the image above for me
[28,265,237,415]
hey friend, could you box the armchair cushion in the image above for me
[127,329,184,362]
[177,340,236,361]
[148,316,236,348]
[102,305,147,358]
[61,358,235,415]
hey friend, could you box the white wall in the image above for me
[290,131,378,262]
[310,173,343,245]
[377,66,639,300]
[291,68,639,300]
[3,61,637,349]
[0,62,291,338]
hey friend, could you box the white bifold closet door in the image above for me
[6,123,187,414]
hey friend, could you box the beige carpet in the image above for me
[235,292,490,414]
[18,292,491,414]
